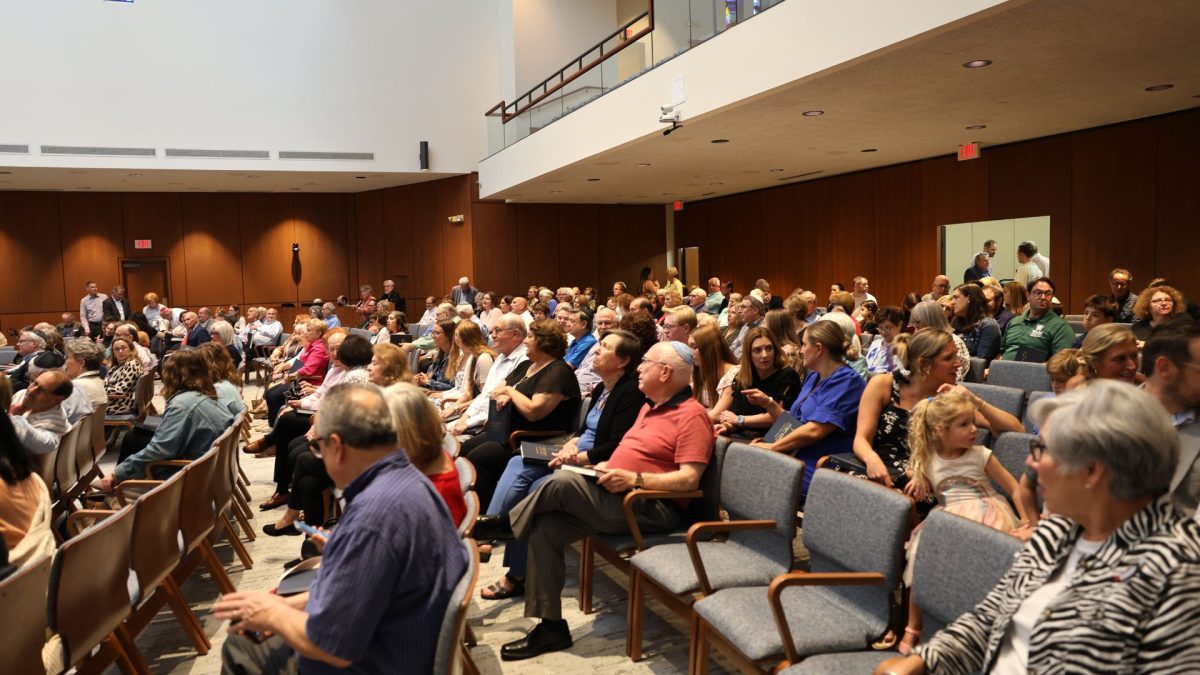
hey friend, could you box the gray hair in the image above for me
[455,304,474,316]
[209,320,235,345]
[909,300,953,332]
[65,339,104,371]
[497,312,527,337]
[20,331,46,349]
[322,302,336,314]
[316,382,398,449]
[1030,379,1177,500]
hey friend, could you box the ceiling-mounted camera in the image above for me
[660,104,682,136]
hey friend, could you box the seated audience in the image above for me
[63,339,106,409]
[1075,323,1140,386]
[9,369,72,457]
[572,307,618,396]
[217,383,466,674]
[450,315,530,436]
[1131,284,1186,342]
[8,329,47,392]
[710,327,802,437]
[196,342,247,416]
[854,299,879,335]
[471,341,711,661]
[459,319,581,508]
[982,284,1014,335]
[563,308,597,368]
[764,308,802,372]
[0,374,55,569]
[1074,293,1117,347]
[181,311,212,348]
[385,383,466,522]
[951,283,1001,361]
[881,381,1200,674]
[866,306,905,375]
[998,278,1075,362]
[249,307,284,348]
[690,324,738,411]
[265,318,330,425]
[1141,321,1200,514]
[104,336,145,416]
[479,292,503,331]
[209,319,242,368]
[1109,267,1138,323]
[414,320,458,391]
[320,302,341,329]
[748,321,866,496]
[1004,281,1028,318]
[404,302,455,354]
[922,275,951,303]
[819,311,868,378]
[56,312,81,338]
[729,294,765,359]
[436,321,495,417]
[367,342,414,387]
[477,329,646,600]
[718,292,743,332]
[103,350,234,488]
[1045,348,1082,396]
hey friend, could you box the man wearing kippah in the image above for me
[472,340,714,660]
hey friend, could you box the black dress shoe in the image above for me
[471,514,515,541]
[500,620,573,661]
[263,522,301,537]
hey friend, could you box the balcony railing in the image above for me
[486,0,785,155]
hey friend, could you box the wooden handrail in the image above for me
[485,1,654,124]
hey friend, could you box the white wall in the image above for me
[942,216,1051,283]
[512,0,618,98]
[479,0,1011,197]
[0,0,505,174]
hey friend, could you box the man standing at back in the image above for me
[998,277,1075,362]
[79,281,107,339]
[103,285,132,322]
[217,383,466,674]
[450,276,478,307]
[851,276,877,310]
[379,278,406,314]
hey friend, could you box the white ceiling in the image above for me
[0,167,456,193]
[491,0,1200,204]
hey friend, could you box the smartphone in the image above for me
[294,521,323,538]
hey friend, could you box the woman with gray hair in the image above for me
[878,379,1200,674]
[908,300,970,382]
[208,319,242,368]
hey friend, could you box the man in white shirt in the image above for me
[1022,240,1050,278]
[250,308,284,346]
[1014,242,1044,287]
[64,339,108,409]
[417,296,438,331]
[79,280,108,338]
[10,370,73,456]
[922,275,951,302]
[510,296,535,328]
[452,315,529,435]
[851,276,877,310]
[704,277,725,315]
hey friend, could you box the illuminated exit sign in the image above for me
[134,239,152,249]
[958,142,981,161]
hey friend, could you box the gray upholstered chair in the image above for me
[990,432,1035,497]
[776,510,1022,674]
[625,443,805,661]
[1022,390,1053,432]
[987,359,1051,393]
[965,356,987,383]
[432,539,480,675]
[690,468,914,673]
[963,382,1025,446]
[454,456,476,495]
[457,491,480,538]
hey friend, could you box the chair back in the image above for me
[722,443,804,565]
[179,449,220,553]
[991,432,1035,496]
[457,491,480,538]
[133,371,157,420]
[685,435,728,524]
[48,503,136,668]
[1022,390,1053,432]
[54,421,83,497]
[454,456,476,494]
[431,539,479,675]
[803,469,912,598]
[0,555,52,674]
[965,357,987,384]
[78,403,107,476]
[209,424,238,515]
[963,382,1024,445]
[348,327,373,340]
[986,359,1051,393]
[913,510,1022,634]
[128,472,187,604]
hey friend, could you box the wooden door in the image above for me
[121,259,170,308]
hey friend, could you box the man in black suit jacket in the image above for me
[181,311,212,348]
[102,285,134,322]
[379,278,406,314]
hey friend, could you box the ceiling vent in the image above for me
[278,151,374,161]
[166,148,270,159]
[41,145,156,157]
[0,144,29,154]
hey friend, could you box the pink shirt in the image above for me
[607,390,712,475]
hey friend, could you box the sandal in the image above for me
[897,627,922,655]
[479,576,524,600]
[259,492,290,511]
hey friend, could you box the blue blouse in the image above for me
[788,365,866,495]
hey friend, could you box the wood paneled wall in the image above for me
[677,107,1200,311]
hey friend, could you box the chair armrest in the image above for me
[67,509,117,537]
[685,520,777,596]
[144,459,193,478]
[767,571,886,663]
[620,489,702,551]
[115,479,163,506]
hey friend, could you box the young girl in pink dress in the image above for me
[898,389,1029,653]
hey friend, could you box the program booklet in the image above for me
[762,412,802,444]
[519,441,559,464]
[559,464,605,479]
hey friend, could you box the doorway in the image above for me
[121,258,170,307]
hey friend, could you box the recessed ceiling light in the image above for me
[962,59,992,68]
[801,110,824,117]
[768,168,784,172]
[635,163,651,167]
[965,124,987,130]
[355,176,367,179]
[586,178,600,182]
[0,171,11,175]
[1144,84,1174,92]
[861,148,878,153]
[710,139,730,144]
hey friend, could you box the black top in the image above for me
[102,296,133,322]
[729,367,802,418]
[963,265,989,283]
[507,359,582,433]
[379,290,406,314]
[578,374,647,465]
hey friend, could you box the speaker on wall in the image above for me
[419,141,429,171]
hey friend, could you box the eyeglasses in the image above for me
[1151,298,1175,306]
[663,323,679,330]
[308,435,329,458]
[1028,289,1052,298]
[640,356,672,370]
[490,327,512,336]
[1028,438,1047,461]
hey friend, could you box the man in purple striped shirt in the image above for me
[216,383,466,674]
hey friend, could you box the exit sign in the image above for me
[134,239,152,249]
[958,142,981,161]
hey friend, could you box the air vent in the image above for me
[166,148,270,159]
[278,151,374,161]
[41,145,156,157]
[777,170,823,181]
[0,144,29,154]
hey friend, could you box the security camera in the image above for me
[659,104,681,125]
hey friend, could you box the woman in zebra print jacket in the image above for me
[877,380,1200,675]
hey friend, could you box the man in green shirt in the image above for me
[999,277,1076,362]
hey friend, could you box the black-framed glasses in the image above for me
[1028,438,1047,461]
[308,435,329,458]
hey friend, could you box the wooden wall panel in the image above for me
[354,189,385,293]
[759,185,801,297]
[598,204,666,297]
[410,184,446,301]
[557,204,599,293]
[0,192,64,314]
[438,176,475,293]
[514,204,559,294]
[874,163,926,306]
[58,193,124,299]
[471,201,518,295]
[674,203,712,288]
[381,186,416,304]
[822,172,876,295]
[122,193,186,306]
[791,179,832,295]
[294,194,350,301]
[180,194,243,306]
[238,194,296,304]
[1155,109,1200,298]
[1070,122,1157,307]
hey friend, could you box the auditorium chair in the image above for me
[0,555,52,674]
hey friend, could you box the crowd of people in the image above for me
[5,255,1200,673]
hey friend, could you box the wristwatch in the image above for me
[736,414,745,427]
[634,472,644,489]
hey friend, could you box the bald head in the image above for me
[931,275,950,297]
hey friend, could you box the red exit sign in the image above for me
[958,142,981,161]
[133,239,152,249]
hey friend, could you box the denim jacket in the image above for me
[114,390,235,482]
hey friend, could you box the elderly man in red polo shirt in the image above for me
[473,340,713,660]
